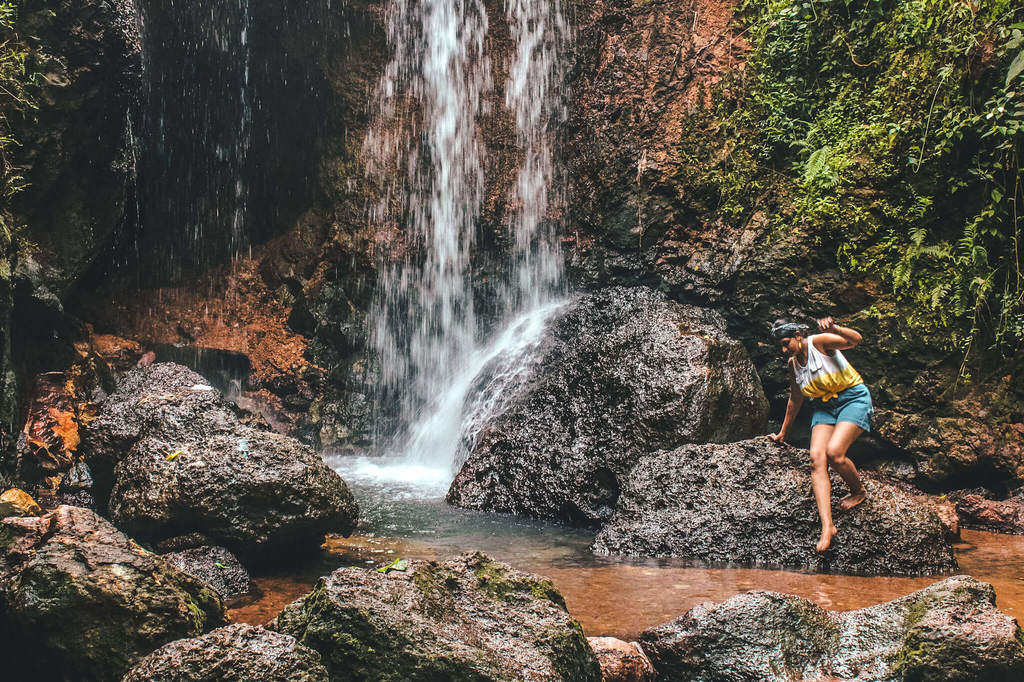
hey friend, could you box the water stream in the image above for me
[230,471,1024,640]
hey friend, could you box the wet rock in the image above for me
[156,532,220,553]
[15,371,81,481]
[586,637,656,682]
[639,575,1024,681]
[54,460,97,509]
[272,552,602,682]
[84,362,357,558]
[122,623,329,682]
[83,363,239,500]
[873,407,1024,488]
[953,491,1024,535]
[0,488,41,517]
[0,505,225,681]
[593,439,957,575]
[161,546,254,601]
[108,427,358,561]
[448,287,768,526]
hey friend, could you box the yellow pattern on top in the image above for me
[799,364,863,402]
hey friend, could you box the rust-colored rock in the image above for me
[0,489,41,517]
[17,372,80,478]
[587,637,656,682]
[954,492,1024,535]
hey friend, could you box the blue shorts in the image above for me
[810,383,873,432]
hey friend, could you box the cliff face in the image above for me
[6,0,1022,493]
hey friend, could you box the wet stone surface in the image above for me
[272,551,602,682]
[593,438,957,576]
[639,575,1024,681]
[448,286,768,526]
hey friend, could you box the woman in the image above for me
[768,316,871,552]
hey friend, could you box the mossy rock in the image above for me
[0,505,226,681]
[272,552,600,681]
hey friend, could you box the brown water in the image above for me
[229,461,1024,640]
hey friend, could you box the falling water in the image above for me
[366,0,569,473]
[134,0,254,275]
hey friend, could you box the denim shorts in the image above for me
[810,383,873,432]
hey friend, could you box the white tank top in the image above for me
[793,335,863,402]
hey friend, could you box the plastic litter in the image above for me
[237,438,249,457]
[165,449,183,461]
[191,384,214,391]
[215,562,229,569]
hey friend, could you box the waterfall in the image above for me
[366,0,569,473]
[134,0,254,275]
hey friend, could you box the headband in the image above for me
[770,322,809,341]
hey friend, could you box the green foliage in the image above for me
[1,1,55,246]
[722,0,1024,362]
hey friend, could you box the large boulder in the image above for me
[271,552,602,682]
[593,439,957,575]
[447,287,768,525]
[108,427,358,560]
[0,505,225,681]
[639,575,1024,681]
[83,363,238,499]
[85,363,357,559]
[122,624,329,682]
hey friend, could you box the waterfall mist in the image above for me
[366,0,570,474]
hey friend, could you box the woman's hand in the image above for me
[816,316,836,332]
[767,432,786,443]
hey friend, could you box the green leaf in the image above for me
[1006,48,1024,88]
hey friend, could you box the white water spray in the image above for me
[365,0,569,478]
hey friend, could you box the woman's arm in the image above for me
[769,362,804,443]
[813,316,862,352]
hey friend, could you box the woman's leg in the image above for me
[809,423,837,552]
[826,421,867,510]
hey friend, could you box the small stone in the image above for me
[0,488,42,517]
[587,637,656,682]
[161,546,253,600]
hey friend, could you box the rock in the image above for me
[83,363,239,500]
[593,438,957,575]
[272,552,602,681]
[156,532,220,553]
[873,407,1024,488]
[0,488,41,517]
[55,460,97,510]
[84,363,357,559]
[108,427,358,560]
[15,371,81,481]
[953,491,1024,535]
[922,494,960,541]
[638,575,1024,681]
[586,637,656,682]
[448,287,768,526]
[0,505,225,681]
[122,624,329,682]
[161,546,254,601]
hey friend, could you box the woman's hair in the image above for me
[770,319,809,341]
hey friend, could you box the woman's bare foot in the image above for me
[816,524,838,552]
[840,489,867,511]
